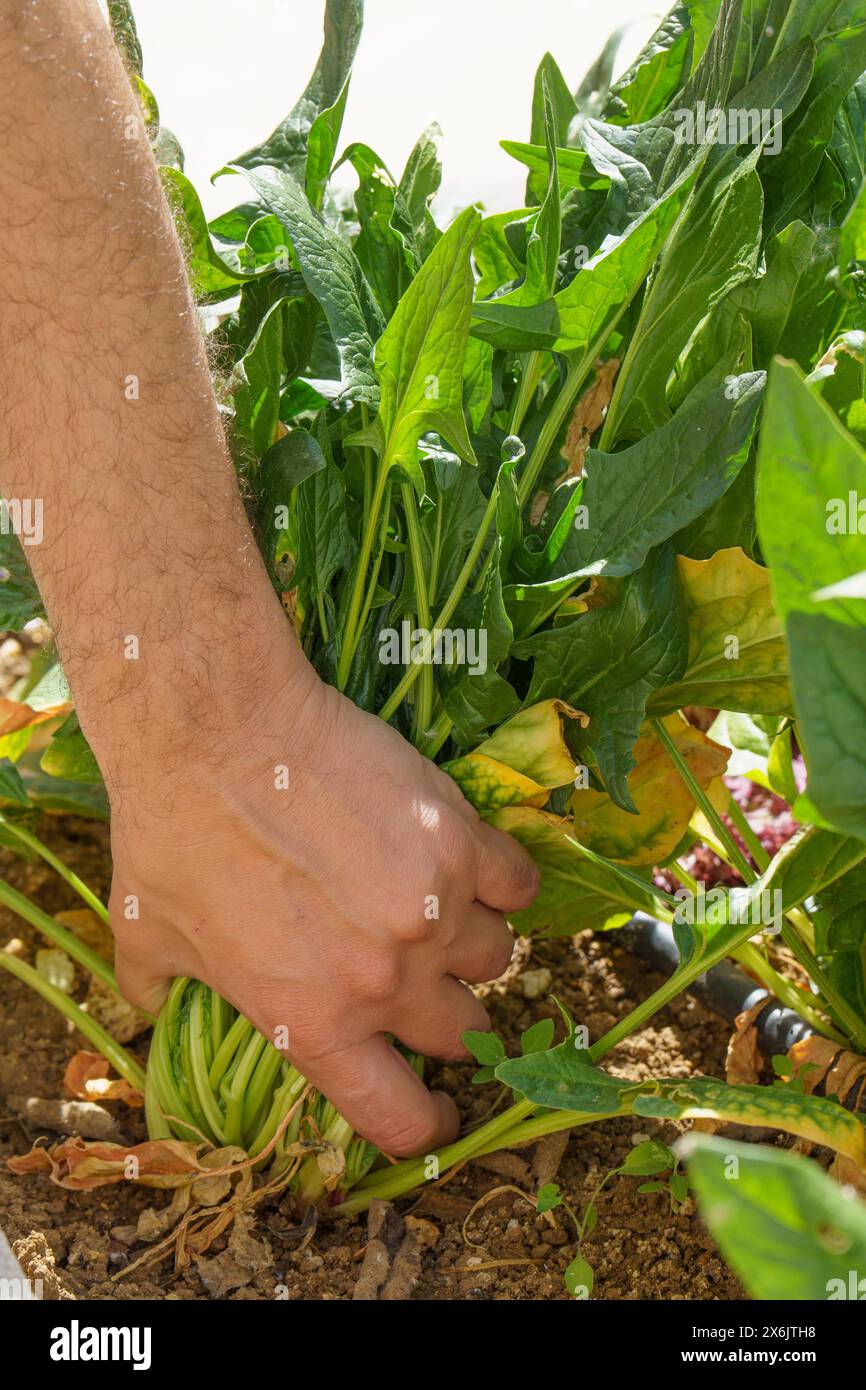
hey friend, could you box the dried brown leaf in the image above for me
[528,358,620,526]
[560,357,620,479]
[0,697,71,738]
[831,1153,866,1196]
[63,1051,144,1108]
[787,1036,838,1093]
[725,998,768,1087]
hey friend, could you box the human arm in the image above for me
[0,0,539,1156]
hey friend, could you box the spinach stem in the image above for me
[726,793,770,873]
[516,350,593,509]
[663,735,866,1047]
[510,350,544,437]
[401,483,434,743]
[423,710,453,759]
[248,1066,306,1159]
[787,903,816,953]
[146,979,205,1141]
[0,876,118,996]
[316,592,330,645]
[427,483,444,609]
[517,300,630,511]
[360,403,373,535]
[355,482,392,645]
[343,1097,537,1206]
[379,315,624,725]
[0,948,145,1090]
[188,986,228,1142]
[334,1108,625,1213]
[338,455,391,688]
[379,486,499,722]
[777,918,866,1050]
[1,820,110,925]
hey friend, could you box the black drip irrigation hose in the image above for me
[620,913,866,1116]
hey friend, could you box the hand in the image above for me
[107,652,539,1157]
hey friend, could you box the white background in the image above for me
[132,1,664,217]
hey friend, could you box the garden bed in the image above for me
[0,817,742,1301]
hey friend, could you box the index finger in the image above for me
[474,819,540,914]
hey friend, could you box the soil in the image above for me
[0,816,745,1302]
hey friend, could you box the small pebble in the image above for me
[519,968,552,1000]
[405,1216,439,1250]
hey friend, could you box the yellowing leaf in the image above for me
[475,700,588,786]
[570,714,729,865]
[649,548,791,715]
[656,1078,866,1172]
[445,700,588,814]
[445,752,549,813]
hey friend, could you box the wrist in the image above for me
[74,559,321,806]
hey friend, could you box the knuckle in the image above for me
[388,893,440,945]
[438,819,476,879]
[251,983,334,1059]
[350,949,401,1004]
[278,1012,338,1065]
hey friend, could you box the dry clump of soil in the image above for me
[0,817,743,1301]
